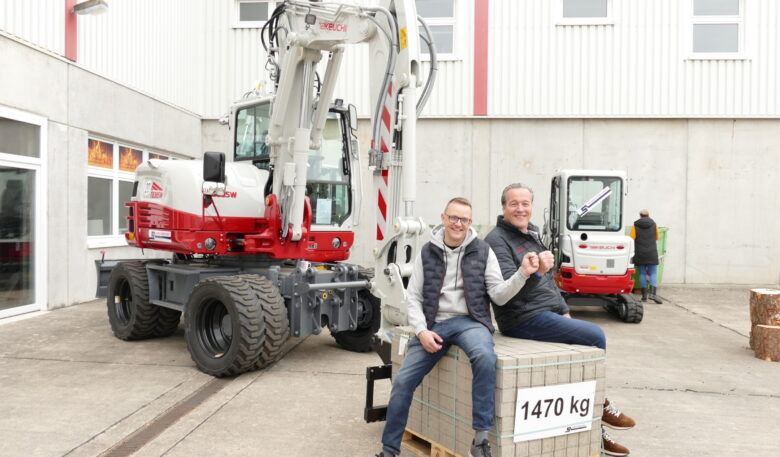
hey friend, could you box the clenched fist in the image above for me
[520,252,540,277]
[537,250,554,274]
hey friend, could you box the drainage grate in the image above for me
[100,377,231,457]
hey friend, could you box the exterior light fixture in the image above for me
[72,0,108,15]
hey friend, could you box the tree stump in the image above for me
[753,325,780,362]
[749,289,780,350]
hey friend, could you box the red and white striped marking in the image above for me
[375,82,394,241]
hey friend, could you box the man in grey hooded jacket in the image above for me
[377,197,540,457]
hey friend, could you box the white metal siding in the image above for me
[0,0,64,54]
[489,0,780,117]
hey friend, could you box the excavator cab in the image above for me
[232,97,358,229]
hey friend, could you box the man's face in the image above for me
[502,188,533,232]
[440,202,472,246]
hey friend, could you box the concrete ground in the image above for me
[0,284,778,457]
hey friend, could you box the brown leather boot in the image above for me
[602,398,636,429]
[602,427,630,456]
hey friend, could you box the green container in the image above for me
[626,226,668,287]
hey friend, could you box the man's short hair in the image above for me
[445,197,472,211]
[640,209,650,217]
[500,183,534,205]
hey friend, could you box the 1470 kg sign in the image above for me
[513,380,596,442]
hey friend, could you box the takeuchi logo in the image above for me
[150,182,163,198]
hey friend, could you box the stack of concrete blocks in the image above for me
[391,327,605,457]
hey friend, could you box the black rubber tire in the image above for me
[107,261,162,340]
[332,289,381,353]
[184,276,266,377]
[618,294,644,323]
[154,307,182,337]
[239,275,290,369]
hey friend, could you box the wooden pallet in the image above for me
[401,429,464,457]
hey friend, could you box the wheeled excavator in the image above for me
[101,0,437,378]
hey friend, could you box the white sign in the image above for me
[149,230,172,243]
[316,198,332,225]
[513,380,596,442]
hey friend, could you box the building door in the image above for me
[0,107,46,318]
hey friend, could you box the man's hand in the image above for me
[537,250,555,275]
[563,313,571,318]
[520,252,540,277]
[417,330,444,353]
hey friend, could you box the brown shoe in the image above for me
[602,398,636,430]
[602,428,630,456]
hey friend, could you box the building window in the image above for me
[690,0,744,57]
[557,0,613,25]
[87,138,170,245]
[235,0,274,28]
[417,0,455,57]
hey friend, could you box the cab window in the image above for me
[307,113,351,226]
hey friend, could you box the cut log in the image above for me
[749,289,780,349]
[753,325,780,362]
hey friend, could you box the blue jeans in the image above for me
[381,316,497,456]
[503,311,606,350]
[637,264,658,288]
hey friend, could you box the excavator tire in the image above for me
[154,307,182,338]
[107,261,166,340]
[332,288,381,353]
[617,294,644,323]
[238,275,290,369]
[185,276,265,377]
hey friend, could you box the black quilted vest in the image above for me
[633,217,659,265]
[419,239,495,333]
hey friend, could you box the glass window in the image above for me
[0,167,36,311]
[236,1,273,27]
[119,146,143,172]
[235,102,271,162]
[88,139,113,169]
[694,0,739,15]
[691,0,742,55]
[417,0,455,57]
[88,177,112,236]
[0,117,40,158]
[566,176,622,232]
[563,0,608,18]
[149,153,168,160]
[306,114,351,226]
[118,181,134,233]
[693,24,739,52]
[417,0,454,17]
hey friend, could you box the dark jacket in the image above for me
[485,217,569,333]
[420,238,495,333]
[633,217,659,265]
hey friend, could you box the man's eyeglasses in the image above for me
[445,214,472,225]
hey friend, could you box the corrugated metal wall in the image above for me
[3,0,779,118]
[489,0,780,117]
[0,0,64,55]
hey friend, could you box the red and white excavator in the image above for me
[100,0,437,380]
[543,170,643,323]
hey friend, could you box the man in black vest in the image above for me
[485,183,635,457]
[630,209,663,304]
[377,197,539,457]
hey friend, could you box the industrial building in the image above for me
[1,0,778,318]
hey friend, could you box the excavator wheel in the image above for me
[107,261,176,340]
[332,288,381,353]
[616,294,644,323]
[184,276,265,377]
[238,274,290,369]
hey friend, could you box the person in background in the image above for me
[630,209,663,304]
[485,183,636,457]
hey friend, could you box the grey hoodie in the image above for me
[406,225,530,335]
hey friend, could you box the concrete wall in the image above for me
[348,118,780,286]
[1,34,203,309]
